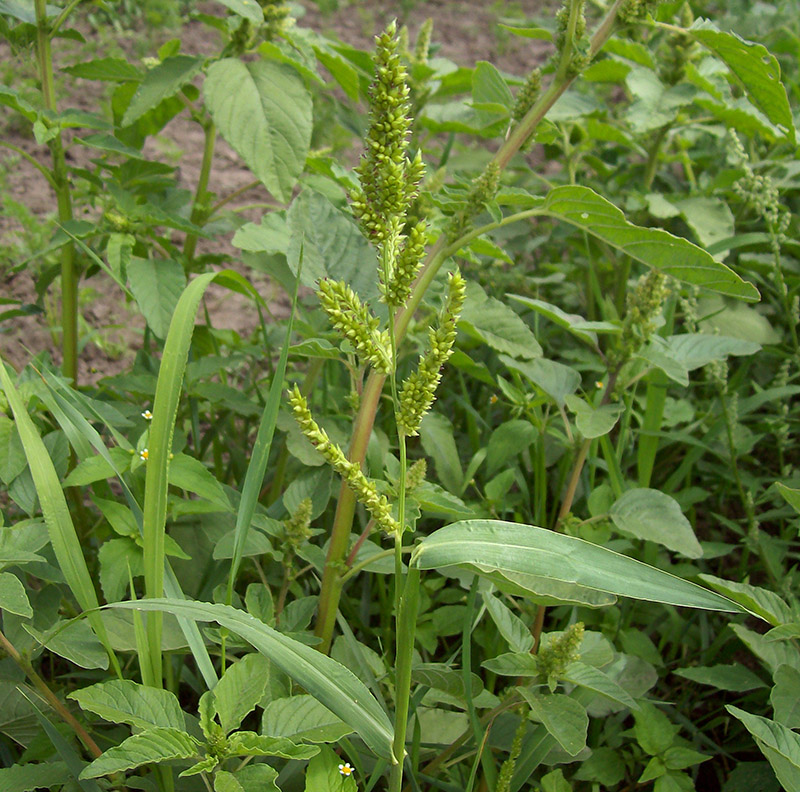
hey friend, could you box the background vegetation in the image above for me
[1,1,799,791]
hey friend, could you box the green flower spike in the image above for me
[512,68,542,123]
[397,270,466,436]
[289,386,401,536]
[318,279,393,374]
[384,219,428,308]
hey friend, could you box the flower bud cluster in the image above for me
[383,220,428,308]
[414,18,434,64]
[496,713,527,792]
[536,622,584,691]
[448,162,501,242]
[405,458,427,491]
[318,279,392,374]
[284,497,312,551]
[555,0,590,76]
[611,269,669,368]
[350,22,424,246]
[397,271,466,436]
[289,386,400,535]
[512,68,542,123]
[618,0,664,23]
[659,3,695,85]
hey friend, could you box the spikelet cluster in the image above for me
[618,0,665,23]
[405,458,427,492]
[289,387,400,535]
[318,279,392,373]
[537,622,584,691]
[350,22,425,245]
[397,271,466,436]
[496,714,527,792]
[448,162,501,242]
[414,18,434,64]
[512,68,542,123]
[384,220,428,308]
[284,497,312,550]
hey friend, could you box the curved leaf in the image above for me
[110,599,395,762]
[411,520,745,611]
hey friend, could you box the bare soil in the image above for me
[0,0,552,384]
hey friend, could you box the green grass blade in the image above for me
[0,363,121,676]
[36,366,219,689]
[141,270,259,686]
[412,520,748,612]
[226,250,302,606]
[111,599,395,761]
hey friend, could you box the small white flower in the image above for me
[139,448,149,461]
[338,762,354,777]
[142,409,153,420]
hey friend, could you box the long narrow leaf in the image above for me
[412,520,747,612]
[141,270,258,685]
[0,364,120,675]
[110,599,396,761]
[226,248,302,604]
[37,365,218,689]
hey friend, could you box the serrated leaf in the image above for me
[80,727,200,778]
[127,258,186,339]
[69,679,185,731]
[519,690,588,756]
[122,55,204,126]
[204,59,312,202]
[727,706,800,791]
[226,731,319,760]
[610,488,702,559]
[689,20,795,142]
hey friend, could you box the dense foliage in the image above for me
[1,1,799,791]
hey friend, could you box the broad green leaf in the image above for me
[69,680,185,731]
[412,520,744,611]
[25,620,108,670]
[483,593,534,653]
[169,453,230,511]
[412,664,483,702]
[564,395,623,439]
[673,664,766,692]
[497,23,553,41]
[204,59,312,202]
[286,190,379,301]
[216,770,245,792]
[226,731,319,760]
[99,538,142,602]
[62,57,143,82]
[0,571,32,617]
[232,212,290,254]
[529,186,759,301]
[519,690,588,757]
[663,334,760,371]
[609,488,702,559]
[127,258,186,339]
[472,61,513,110]
[776,483,800,514]
[80,727,200,778]
[486,420,537,477]
[625,67,695,133]
[214,0,262,23]
[0,83,38,122]
[771,666,800,729]
[0,761,70,791]
[213,653,271,734]
[262,695,353,743]
[732,625,800,675]
[122,55,204,126]
[419,413,463,495]
[460,284,542,359]
[700,576,791,626]
[501,356,580,408]
[0,364,118,670]
[304,745,358,792]
[508,294,619,345]
[234,765,281,792]
[563,662,638,710]
[689,20,795,142]
[635,701,677,755]
[674,197,735,252]
[482,652,539,677]
[727,706,800,791]
[111,599,395,761]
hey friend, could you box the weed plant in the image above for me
[0,1,799,791]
